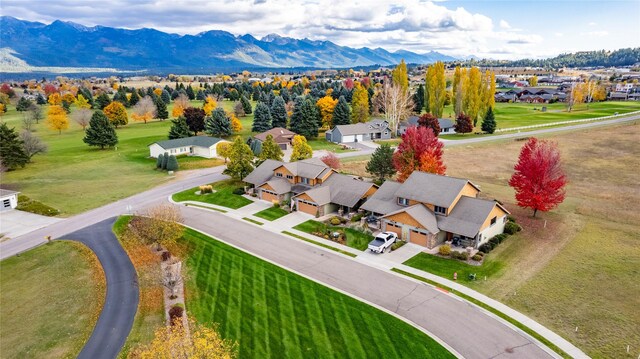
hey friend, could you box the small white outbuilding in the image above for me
[0,189,19,211]
[148,136,229,159]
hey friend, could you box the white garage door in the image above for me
[342,135,355,142]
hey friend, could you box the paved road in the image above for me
[60,217,139,359]
[180,206,556,359]
[0,166,227,260]
[336,113,640,158]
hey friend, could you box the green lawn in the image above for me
[0,241,105,359]
[182,228,454,359]
[307,137,354,152]
[172,179,252,209]
[404,252,506,284]
[293,219,373,251]
[253,206,289,221]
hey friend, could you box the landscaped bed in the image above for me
[183,228,454,359]
[293,219,373,251]
[0,241,106,359]
[253,206,289,221]
[172,179,252,209]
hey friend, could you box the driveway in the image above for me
[180,206,557,359]
[0,210,62,239]
[60,217,139,359]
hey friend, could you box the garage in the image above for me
[297,199,317,216]
[384,222,403,238]
[260,189,279,203]
[409,228,428,246]
[342,135,355,142]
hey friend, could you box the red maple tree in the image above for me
[393,126,445,182]
[509,138,567,217]
[320,152,341,169]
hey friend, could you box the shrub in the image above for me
[166,155,179,171]
[199,185,213,194]
[475,251,484,257]
[351,213,364,222]
[161,251,171,261]
[471,254,483,261]
[504,222,522,235]
[16,195,60,216]
[232,187,245,195]
[391,240,406,251]
[451,251,469,261]
[272,200,280,208]
[169,305,184,324]
[156,153,163,169]
[438,244,451,256]
[329,216,342,225]
[507,215,517,223]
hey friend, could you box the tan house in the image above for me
[361,171,510,249]
[244,158,378,216]
[253,127,296,150]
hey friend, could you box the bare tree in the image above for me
[28,104,44,124]
[20,130,48,160]
[380,83,414,137]
[233,101,245,117]
[174,93,190,110]
[132,96,157,124]
[22,112,35,132]
[126,204,184,248]
[73,108,92,130]
[163,260,183,299]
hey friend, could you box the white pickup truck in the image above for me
[367,232,398,253]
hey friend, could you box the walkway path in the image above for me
[60,217,139,359]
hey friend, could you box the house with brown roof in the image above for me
[243,158,378,216]
[253,127,296,150]
[361,171,509,249]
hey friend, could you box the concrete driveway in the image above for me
[0,210,62,240]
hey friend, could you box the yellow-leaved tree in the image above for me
[350,83,369,123]
[48,92,62,106]
[172,94,189,118]
[290,135,313,162]
[0,103,6,116]
[203,96,218,116]
[229,113,242,133]
[391,59,408,92]
[61,93,76,104]
[216,141,231,163]
[46,105,69,134]
[104,101,129,128]
[131,96,157,124]
[316,95,338,129]
[75,94,92,109]
[129,320,237,359]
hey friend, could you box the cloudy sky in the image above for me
[2,0,639,59]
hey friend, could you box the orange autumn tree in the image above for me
[172,94,189,118]
[316,95,338,129]
[203,96,217,116]
[46,105,69,134]
[392,126,445,182]
[229,112,242,133]
[132,96,157,124]
[61,93,76,105]
[48,92,62,106]
[104,101,129,128]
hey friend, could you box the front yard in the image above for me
[293,219,373,251]
[404,252,505,284]
[171,179,252,209]
[253,206,289,221]
[183,228,454,359]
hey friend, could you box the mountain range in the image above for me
[0,16,455,73]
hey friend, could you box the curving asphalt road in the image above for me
[60,217,139,359]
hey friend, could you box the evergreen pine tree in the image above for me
[241,95,252,114]
[128,90,140,107]
[168,116,191,139]
[270,96,287,128]
[205,108,232,137]
[259,134,284,161]
[95,93,111,109]
[36,93,47,105]
[162,152,169,169]
[481,107,497,134]
[154,97,169,120]
[186,85,195,100]
[248,138,262,156]
[252,87,261,101]
[161,89,171,104]
[298,97,319,138]
[166,155,179,171]
[289,96,306,134]
[332,96,350,126]
[83,110,119,149]
[366,143,396,181]
[414,84,425,113]
[0,122,29,169]
[156,153,164,168]
[16,97,33,111]
[252,102,272,132]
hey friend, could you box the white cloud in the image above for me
[588,21,597,26]
[499,20,511,29]
[581,31,609,37]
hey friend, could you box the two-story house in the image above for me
[361,171,509,249]
[243,158,378,216]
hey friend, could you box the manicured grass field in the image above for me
[293,219,373,251]
[0,241,106,359]
[404,252,505,284]
[183,228,454,359]
[307,137,354,152]
[253,206,289,221]
[172,179,252,209]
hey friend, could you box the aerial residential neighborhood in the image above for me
[0,1,639,359]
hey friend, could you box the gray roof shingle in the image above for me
[395,171,475,208]
[321,174,377,208]
[383,204,439,234]
[243,159,284,186]
[262,178,292,194]
[437,196,501,238]
[152,136,224,150]
[360,181,403,214]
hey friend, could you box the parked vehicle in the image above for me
[367,232,398,253]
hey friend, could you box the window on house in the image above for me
[434,206,446,214]
[276,173,283,177]
[286,175,294,180]
[490,216,497,226]
[301,177,310,184]
[398,197,409,206]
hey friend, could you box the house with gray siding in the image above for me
[398,116,455,135]
[325,119,391,143]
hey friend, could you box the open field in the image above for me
[341,123,640,358]
[182,228,453,359]
[0,241,105,359]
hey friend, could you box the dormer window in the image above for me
[398,197,409,206]
[276,173,283,177]
[434,206,446,215]
[301,177,310,184]
[286,175,293,180]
